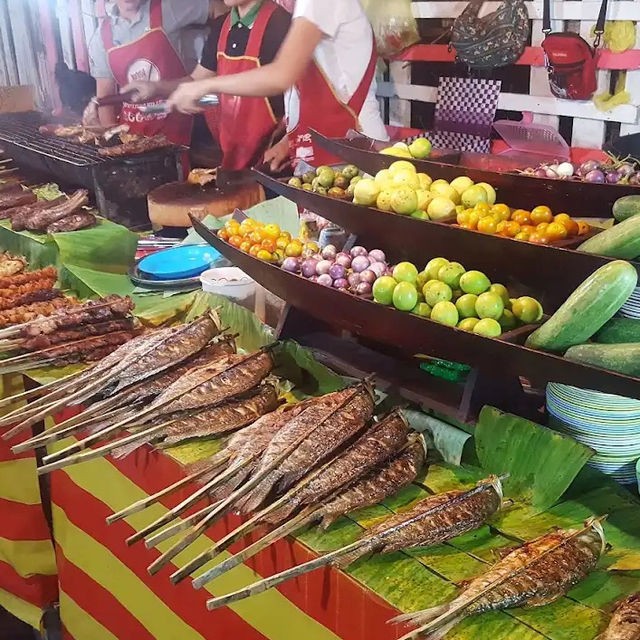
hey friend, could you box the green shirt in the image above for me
[230,0,265,28]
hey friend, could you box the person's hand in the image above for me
[82,98,100,126]
[166,80,211,115]
[120,81,158,103]
[264,136,291,173]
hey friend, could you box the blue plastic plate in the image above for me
[138,244,222,280]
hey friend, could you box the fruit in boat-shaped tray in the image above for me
[284,161,593,247]
[217,217,543,341]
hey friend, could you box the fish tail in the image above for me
[332,540,377,570]
[391,600,468,640]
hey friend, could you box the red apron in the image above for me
[288,39,378,167]
[205,1,280,170]
[101,0,192,146]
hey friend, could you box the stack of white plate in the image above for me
[619,287,640,319]
[547,383,640,485]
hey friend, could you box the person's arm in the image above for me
[166,18,323,114]
[120,64,216,103]
[96,78,118,125]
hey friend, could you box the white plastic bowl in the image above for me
[200,267,256,302]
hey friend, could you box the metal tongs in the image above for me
[138,95,220,115]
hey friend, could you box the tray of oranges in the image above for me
[454,203,597,247]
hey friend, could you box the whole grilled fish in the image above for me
[394,517,607,640]
[266,409,410,525]
[598,593,640,640]
[151,349,274,413]
[335,474,505,570]
[113,314,220,391]
[319,435,426,529]
[240,382,375,513]
[160,383,279,446]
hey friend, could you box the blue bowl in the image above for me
[138,245,222,280]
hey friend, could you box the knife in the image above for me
[138,94,220,115]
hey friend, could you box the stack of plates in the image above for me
[547,383,640,485]
[619,287,640,319]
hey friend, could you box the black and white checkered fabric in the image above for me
[405,77,501,153]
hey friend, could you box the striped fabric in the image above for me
[49,432,399,640]
[0,374,58,629]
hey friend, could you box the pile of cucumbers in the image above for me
[526,260,640,377]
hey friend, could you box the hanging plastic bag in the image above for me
[361,0,420,58]
[604,21,636,53]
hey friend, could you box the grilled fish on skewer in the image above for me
[204,475,505,610]
[394,517,607,640]
[597,593,640,640]
[191,417,417,589]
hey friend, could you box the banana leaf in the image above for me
[0,218,137,274]
[476,406,594,510]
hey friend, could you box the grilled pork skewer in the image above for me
[205,475,506,610]
[393,516,607,640]
[38,349,274,472]
[150,383,372,577]
[597,593,640,640]
[166,382,376,582]
[188,411,412,586]
[22,190,89,232]
[7,197,66,227]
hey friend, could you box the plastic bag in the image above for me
[604,21,636,53]
[361,0,420,58]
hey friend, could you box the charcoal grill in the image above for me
[0,112,183,228]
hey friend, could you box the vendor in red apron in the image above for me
[87,0,210,145]
[164,0,388,169]
[118,0,291,170]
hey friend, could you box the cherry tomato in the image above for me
[457,211,469,226]
[536,222,549,235]
[521,224,536,235]
[537,234,551,245]
[273,249,285,264]
[512,210,531,225]
[285,240,303,257]
[225,220,241,235]
[249,231,263,245]
[475,202,491,214]
[256,249,273,261]
[515,231,530,242]
[276,236,290,251]
[279,231,292,243]
[477,217,498,234]
[217,229,229,241]
[530,206,553,225]
[239,218,256,235]
[545,222,568,242]
[239,240,252,253]
[491,204,511,222]
[529,232,541,244]
[261,238,276,252]
[562,219,579,237]
[228,235,243,248]
[249,244,261,257]
[304,241,320,254]
[496,220,509,236]
[263,224,281,240]
[504,221,521,238]
[554,213,572,227]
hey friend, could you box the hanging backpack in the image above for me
[542,0,608,100]
[450,0,530,69]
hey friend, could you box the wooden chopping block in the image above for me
[148,181,265,228]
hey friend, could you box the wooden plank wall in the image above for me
[379,0,640,149]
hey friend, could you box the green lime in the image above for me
[475,292,504,320]
[438,262,466,289]
[393,262,419,284]
[499,309,518,331]
[456,294,478,319]
[372,276,397,305]
[458,317,480,332]
[393,281,419,312]
[473,318,502,338]
[424,257,449,281]
[512,297,544,324]
[489,283,510,306]
[460,270,491,295]
[411,302,432,317]
[431,301,459,327]
[422,280,453,307]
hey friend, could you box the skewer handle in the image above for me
[143,501,220,550]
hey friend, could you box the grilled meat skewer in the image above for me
[47,212,96,233]
[0,189,36,212]
[22,190,89,232]
[394,517,607,640]
[0,267,57,290]
[5,196,65,225]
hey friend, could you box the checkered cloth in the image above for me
[406,77,502,153]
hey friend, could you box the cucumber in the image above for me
[578,215,640,260]
[613,195,640,223]
[594,317,640,344]
[564,343,640,377]
[525,260,638,353]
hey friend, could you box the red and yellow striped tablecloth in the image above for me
[49,421,400,640]
[0,375,58,629]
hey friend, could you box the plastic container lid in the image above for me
[493,120,570,160]
[138,244,222,280]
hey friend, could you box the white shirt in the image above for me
[286,0,388,143]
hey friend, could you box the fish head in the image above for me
[479,474,508,505]
[584,515,608,556]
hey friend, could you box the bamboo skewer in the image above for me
[107,458,230,525]
[193,507,319,590]
[143,502,222,548]
[0,372,79,411]
[37,422,170,475]
[128,455,247,546]
[206,539,369,610]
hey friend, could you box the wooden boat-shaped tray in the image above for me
[193,217,640,401]
[311,130,640,217]
[252,169,638,311]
